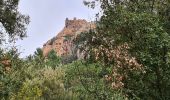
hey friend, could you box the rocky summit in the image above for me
[42,18,95,57]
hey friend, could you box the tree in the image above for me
[33,48,45,67]
[0,0,30,43]
[46,50,61,69]
[0,48,24,99]
[80,0,170,99]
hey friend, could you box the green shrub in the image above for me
[65,61,127,100]
[10,66,81,100]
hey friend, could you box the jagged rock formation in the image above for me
[42,18,95,57]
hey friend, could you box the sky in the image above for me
[16,0,99,57]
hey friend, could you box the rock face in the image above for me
[42,18,95,57]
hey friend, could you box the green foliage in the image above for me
[10,67,73,100]
[82,0,170,99]
[0,48,25,99]
[46,50,61,69]
[11,82,42,100]
[2,0,170,99]
[0,49,82,99]
[32,48,45,68]
[0,48,126,100]
[0,0,30,43]
[65,61,126,100]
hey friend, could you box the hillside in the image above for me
[42,18,95,57]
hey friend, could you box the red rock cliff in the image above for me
[42,18,95,56]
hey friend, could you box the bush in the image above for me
[10,66,81,100]
[65,61,127,100]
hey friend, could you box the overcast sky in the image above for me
[16,0,99,57]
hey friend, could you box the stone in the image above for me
[42,18,95,57]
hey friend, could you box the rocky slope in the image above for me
[42,18,95,57]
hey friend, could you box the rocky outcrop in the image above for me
[42,18,95,57]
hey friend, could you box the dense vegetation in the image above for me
[1,0,170,100]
